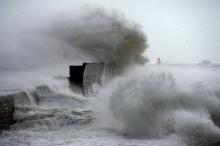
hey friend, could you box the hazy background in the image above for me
[0,0,220,66]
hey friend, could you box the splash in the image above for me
[46,8,148,70]
[95,64,220,145]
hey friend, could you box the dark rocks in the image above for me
[0,95,14,130]
[7,92,32,106]
[210,141,220,146]
[211,113,220,128]
[0,91,37,130]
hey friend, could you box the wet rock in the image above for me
[7,92,31,105]
[210,141,220,146]
[0,95,14,130]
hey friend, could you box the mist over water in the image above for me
[0,4,147,72]
[0,5,148,89]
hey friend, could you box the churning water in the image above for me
[1,63,220,146]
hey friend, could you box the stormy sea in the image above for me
[1,4,220,146]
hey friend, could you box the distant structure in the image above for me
[199,60,211,66]
[157,57,161,64]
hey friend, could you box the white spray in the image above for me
[95,64,220,145]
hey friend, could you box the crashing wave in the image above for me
[95,65,220,145]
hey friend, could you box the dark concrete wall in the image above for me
[69,63,86,87]
[0,95,14,130]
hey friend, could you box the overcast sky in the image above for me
[1,0,220,63]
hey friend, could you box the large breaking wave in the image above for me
[46,8,148,68]
[95,65,220,145]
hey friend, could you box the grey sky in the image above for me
[86,0,220,62]
[0,0,220,63]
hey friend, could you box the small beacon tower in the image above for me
[157,57,161,64]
